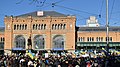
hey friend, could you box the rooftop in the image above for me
[15,11,68,18]
[77,26,120,32]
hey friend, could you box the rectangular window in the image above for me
[83,37,85,42]
[101,37,103,42]
[96,37,98,42]
[92,37,94,41]
[110,37,112,42]
[87,37,89,42]
[105,37,107,41]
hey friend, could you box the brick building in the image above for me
[0,11,120,54]
[4,11,76,54]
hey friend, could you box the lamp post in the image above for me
[106,0,109,52]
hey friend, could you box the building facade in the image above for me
[0,11,120,54]
[76,16,120,50]
[4,11,76,54]
[76,26,120,49]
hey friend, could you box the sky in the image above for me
[0,0,120,27]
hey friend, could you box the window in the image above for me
[35,24,38,30]
[60,24,62,29]
[92,37,94,41]
[63,24,66,29]
[14,25,16,30]
[44,24,46,30]
[52,24,54,30]
[53,35,64,50]
[22,24,24,30]
[38,24,41,30]
[20,25,22,30]
[79,37,85,42]
[41,24,43,30]
[96,37,103,42]
[52,24,66,30]
[15,35,25,49]
[105,37,112,42]
[33,24,35,30]
[3,38,4,42]
[96,37,98,41]
[87,37,89,42]
[110,37,112,42]
[17,25,19,30]
[55,24,57,30]
[34,35,45,49]
[87,37,94,42]
[25,24,27,30]
[101,37,103,41]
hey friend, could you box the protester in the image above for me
[0,49,120,67]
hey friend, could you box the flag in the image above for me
[101,48,110,56]
[26,50,35,59]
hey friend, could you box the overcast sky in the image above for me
[0,0,120,27]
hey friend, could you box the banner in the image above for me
[26,50,35,59]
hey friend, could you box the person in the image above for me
[28,59,34,67]
[86,61,91,67]
[0,59,5,67]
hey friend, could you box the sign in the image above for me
[37,11,43,16]
[45,53,48,58]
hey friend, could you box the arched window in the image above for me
[33,24,35,30]
[55,24,57,30]
[52,24,54,30]
[14,25,16,30]
[35,24,37,30]
[20,25,22,30]
[17,25,19,30]
[22,24,24,30]
[38,24,41,30]
[36,24,38,30]
[34,35,45,49]
[14,35,26,49]
[60,24,62,29]
[53,35,64,50]
[44,24,46,30]
[25,24,27,30]
[58,24,60,29]
[63,24,66,29]
[41,24,43,30]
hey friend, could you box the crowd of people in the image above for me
[0,49,120,67]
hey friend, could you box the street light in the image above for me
[106,0,109,52]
